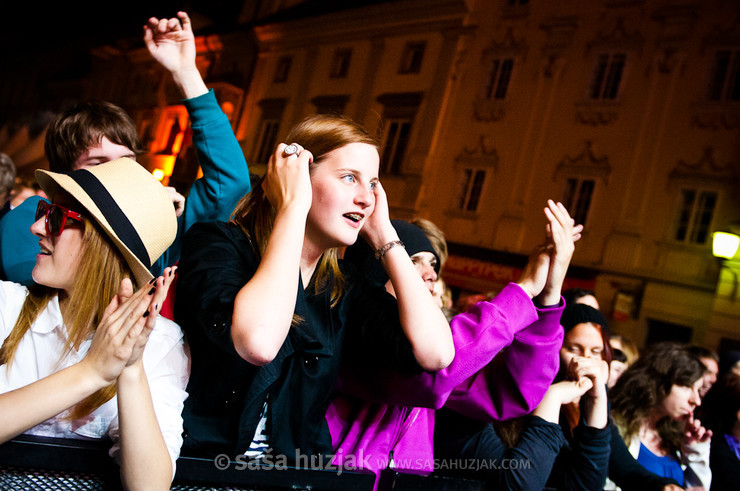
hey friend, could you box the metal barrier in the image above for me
[0,436,497,490]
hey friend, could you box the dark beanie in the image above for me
[344,219,440,286]
[560,303,609,333]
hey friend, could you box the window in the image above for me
[255,119,280,164]
[562,178,595,226]
[674,189,717,244]
[708,49,740,102]
[485,58,514,100]
[381,118,412,174]
[589,53,626,100]
[255,98,286,164]
[457,168,487,212]
[377,92,422,174]
[399,42,426,74]
[273,56,292,83]
[330,49,352,79]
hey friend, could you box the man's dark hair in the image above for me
[44,101,145,173]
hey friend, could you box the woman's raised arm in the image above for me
[230,143,313,366]
[361,182,454,372]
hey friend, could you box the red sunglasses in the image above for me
[35,200,85,237]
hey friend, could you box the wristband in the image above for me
[375,240,405,260]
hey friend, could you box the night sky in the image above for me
[0,2,240,58]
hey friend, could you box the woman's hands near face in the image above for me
[548,379,595,405]
[684,412,712,445]
[263,143,313,215]
[359,180,397,249]
[567,355,609,399]
[82,268,176,385]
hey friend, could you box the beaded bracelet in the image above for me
[375,240,405,260]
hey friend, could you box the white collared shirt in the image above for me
[0,280,190,474]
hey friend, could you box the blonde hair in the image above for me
[231,114,379,308]
[0,217,135,419]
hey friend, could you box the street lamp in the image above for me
[713,231,740,260]
[713,230,740,301]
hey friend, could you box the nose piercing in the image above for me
[283,144,298,156]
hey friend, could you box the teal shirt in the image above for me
[0,89,250,285]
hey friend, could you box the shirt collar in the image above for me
[29,293,64,334]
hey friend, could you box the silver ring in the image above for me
[283,144,298,156]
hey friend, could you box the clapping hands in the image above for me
[517,200,583,305]
[82,267,176,386]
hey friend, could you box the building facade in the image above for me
[1,0,738,353]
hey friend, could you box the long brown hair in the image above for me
[0,216,135,419]
[610,342,706,455]
[231,114,379,307]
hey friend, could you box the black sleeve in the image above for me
[549,422,611,491]
[607,423,680,490]
[434,410,564,491]
[175,221,258,356]
[340,264,423,375]
[710,433,740,491]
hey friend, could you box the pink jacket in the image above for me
[327,282,564,481]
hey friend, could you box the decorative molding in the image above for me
[669,147,737,185]
[585,17,645,56]
[454,135,499,171]
[473,100,506,122]
[481,27,528,59]
[574,102,620,126]
[650,4,699,46]
[691,105,740,130]
[555,141,612,183]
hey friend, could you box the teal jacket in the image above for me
[0,89,250,284]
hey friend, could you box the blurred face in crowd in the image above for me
[560,322,605,368]
[411,252,438,293]
[385,251,438,299]
[698,356,719,398]
[73,136,136,170]
[608,358,628,389]
[659,378,703,420]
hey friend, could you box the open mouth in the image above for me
[38,244,52,256]
[343,212,364,223]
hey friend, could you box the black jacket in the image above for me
[175,221,419,460]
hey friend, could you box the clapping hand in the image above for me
[82,267,176,385]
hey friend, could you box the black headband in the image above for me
[70,169,151,268]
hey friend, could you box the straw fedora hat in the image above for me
[35,157,177,286]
